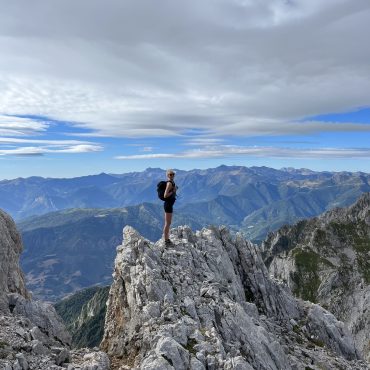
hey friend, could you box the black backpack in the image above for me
[157,181,167,201]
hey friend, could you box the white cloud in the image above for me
[0,114,103,156]
[184,138,225,146]
[0,114,49,136]
[0,137,96,145]
[0,0,369,140]
[115,145,370,160]
[0,143,103,156]
[54,144,103,153]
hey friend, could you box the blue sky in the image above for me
[1,0,370,179]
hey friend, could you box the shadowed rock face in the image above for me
[263,193,370,361]
[101,225,368,370]
[0,209,110,370]
[0,209,30,311]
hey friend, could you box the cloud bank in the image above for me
[0,0,369,140]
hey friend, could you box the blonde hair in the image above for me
[166,169,175,176]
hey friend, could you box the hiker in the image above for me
[163,169,177,245]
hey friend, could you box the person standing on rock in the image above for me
[163,169,177,246]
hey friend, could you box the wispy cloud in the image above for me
[183,138,225,146]
[0,115,103,156]
[0,143,103,156]
[0,137,97,145]
[0,115,49,136]
[115,145,370,160]
[141,146,154,152]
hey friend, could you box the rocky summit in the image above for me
[101,225,369,369]
[263,192,370,361]
[0,209,109,370]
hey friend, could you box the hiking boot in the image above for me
[165,239,172,247]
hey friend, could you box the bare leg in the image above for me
[163,212,173,240]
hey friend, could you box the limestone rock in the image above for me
[0,209,109,370]
[0,210,30,312]
[263,193,370,360]
[0,312,110,370]
[101,225,369,369]
[305,304,358,360]
[9,293,71,346]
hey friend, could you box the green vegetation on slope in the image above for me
[55,285,110,348]
[54,286,100,323]
[291,249,334,303]
[329,221,370,283]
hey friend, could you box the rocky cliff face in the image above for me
[0,210,30,311]
[101,225,369,369]
[263,193,370,362]
[0,209,110,370]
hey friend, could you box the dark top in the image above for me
[165,180,176,201]
[164,180,176,213]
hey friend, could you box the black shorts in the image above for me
[164,198,175,214]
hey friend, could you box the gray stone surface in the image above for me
[9,293,71,346]
[101,225,369,369]
[2,201,369,370]
[263,192,370,361]
[306,304,358,360]
[0,313,110,370]
[0,210,30,313]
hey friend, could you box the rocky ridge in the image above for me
[100,225,369,369]
[18,205,203,302]
[263,192,370,361]
[0,209,109,370]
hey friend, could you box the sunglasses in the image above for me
[168,173,175,176]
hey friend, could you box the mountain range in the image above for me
[13,165,370,301]
[3,166,370,231]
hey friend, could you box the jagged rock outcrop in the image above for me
[263,192,370,361]
[0,210,30,312]
[101,225,369,369]
[0,209,110,370]
[0,313,110,370]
